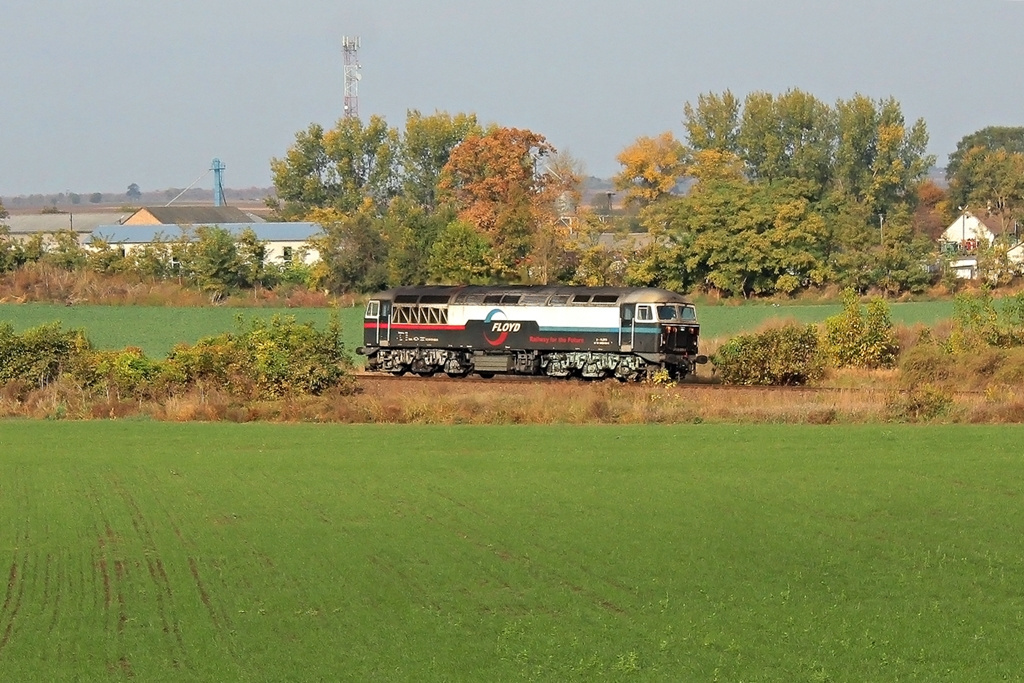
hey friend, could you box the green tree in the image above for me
[832,95,932,216]
[380,197,454,286]
[426,220,492,284]
[683,90,741,154]
[401,110,481,210]
[946,126,1024,198]
[648,178,827,297]
[0,225,26,273]
[89,192,103,204]
[43,230,88,271]
[737,89,834,192]
[270,115,400,218]
[949,147,1024,235]
[307,208,389,293]
[126,183,141,202]
[173,226,255,297]
[86,238,129,275]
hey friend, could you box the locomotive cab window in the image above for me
[658,305,683,322]
[681,305,696,321]
[365,301,380,318]
[636,305,653,321]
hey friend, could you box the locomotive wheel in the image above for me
[390,369,407,377]
[477,372,495,379]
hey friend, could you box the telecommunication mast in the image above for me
[342,36,361,119]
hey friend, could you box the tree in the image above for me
[439,127,557,277]
[683,90,741,154]
[737,89,834,192]
[426,220,492,284]
[0,198,8,219]
[43,230,87,271]
[948,146,1024,235]
[0,225,26,273]
[126,183,141,202]
[613,132,685,207]
[647,178,827,297]
[89,192,103,204]
[86,238,129,275]
[947,126,1024,193]
[379,197,454,286]
[832,95,932,216]
[270,116,400,218]
[401,110,481,210]
[307,207,389,293]
[184,226,252,296]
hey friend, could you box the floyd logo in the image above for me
[483,309,520,346]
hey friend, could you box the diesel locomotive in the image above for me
[357,285,706,381]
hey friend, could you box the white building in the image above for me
[87,223,322,266]
[939,212,1023,279]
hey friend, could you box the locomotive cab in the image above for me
[656,303,700,356]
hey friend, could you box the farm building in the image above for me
[939,211,1023,279]
[121,205,262,226]
[88,222,323,265]
[3,212,131,238]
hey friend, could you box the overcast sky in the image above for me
[2,0,1023,197]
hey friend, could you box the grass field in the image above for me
[1,422,1022,680]
[0,300,955,361]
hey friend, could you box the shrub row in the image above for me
[712,290,899,385]
[0,315,354,402]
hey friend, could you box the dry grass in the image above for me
[0,263,353,308]
[5,375,1014,424]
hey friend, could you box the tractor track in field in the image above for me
[0,541,27,655]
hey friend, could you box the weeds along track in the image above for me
[355,372,864,395]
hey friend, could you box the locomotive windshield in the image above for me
[656,304,697,322]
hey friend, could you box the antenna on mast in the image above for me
[342,36,361,119]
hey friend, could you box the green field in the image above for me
[1,423,1021,680]
[0,303,366,358]
[0,300,954,360]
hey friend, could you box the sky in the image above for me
[2,0,1023,197]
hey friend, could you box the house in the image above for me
[88,222,322,266]
[122,206,262,226]
[939,211,1023,279]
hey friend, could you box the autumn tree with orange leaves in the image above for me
[439,127,562,279]
[613,131,685,207]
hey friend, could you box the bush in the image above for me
[0,322,90,387]
[163,314,354,399]
[949,290,1024,351]
[885,384,954,422]
[712,323,824,385]
[821,289,899,369]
